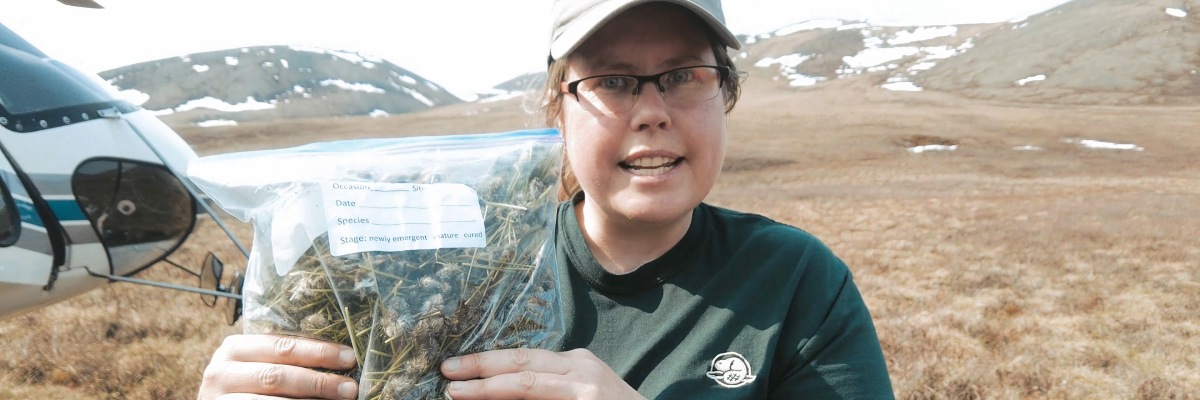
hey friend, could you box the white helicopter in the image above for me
[0,7,247,323]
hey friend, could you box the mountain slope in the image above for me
[739,0,1199,105]
[736,19,1000,92]
[915,0,1200,105]
[100,45,461,124]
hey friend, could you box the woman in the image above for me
[199,1,893,399]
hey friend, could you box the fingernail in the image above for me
[338,381,356,399]
[443,357,460,371]
[339,348,356,366]
[449,381,466,391]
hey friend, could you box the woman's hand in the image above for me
[198,334,359,400]
[441,348,644,400]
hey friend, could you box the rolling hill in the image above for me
[100,45,462,126]
[741,0,1199,105]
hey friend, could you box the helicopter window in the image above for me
[72,159,195,276]
[0,39,121,115]
[0,176,17,247]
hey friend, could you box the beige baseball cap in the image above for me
[548,0,742,61]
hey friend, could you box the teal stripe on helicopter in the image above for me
[14,198,88,228]
[47,198,86,222]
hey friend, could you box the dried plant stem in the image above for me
[342,306,362,366]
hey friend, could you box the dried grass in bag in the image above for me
[188,129,565,399]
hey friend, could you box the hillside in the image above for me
[740,0,1199,105]
[916,0,1200,105]
[100,45,462,125]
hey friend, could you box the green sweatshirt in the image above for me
[553,197,894,399]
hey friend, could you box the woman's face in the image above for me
[562,3,727,227]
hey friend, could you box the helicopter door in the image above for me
[72,158,195,277]
[0,152,56,286]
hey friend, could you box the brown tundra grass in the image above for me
[2,83,1198,399]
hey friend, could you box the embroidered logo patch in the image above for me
[705,352,757,388]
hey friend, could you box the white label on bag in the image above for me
[321,181,487,256]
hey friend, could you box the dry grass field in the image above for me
[1,76,1197,399]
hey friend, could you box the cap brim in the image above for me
[550,0,741,60]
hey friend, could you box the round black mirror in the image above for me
[199,252,223,307]
[72,158,195,277]
[224,270,244,326]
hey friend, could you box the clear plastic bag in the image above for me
[188,129,565,399]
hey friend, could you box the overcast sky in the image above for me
[2,0,1071,98]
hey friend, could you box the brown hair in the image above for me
[543,39,743,202]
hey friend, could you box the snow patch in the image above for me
[893,43,971,78]
[402,87,435,107]
[1166,8,1187,17]
[920,45,960,61]
[1013,145,1044,151]
[196,119,238,127]
[786,74,827,87]
[390,71,418,85]
[320,79,386,94]
[281,59,289,69]
[755,53,826,86]
[118,89,150,105]
[909,61,938,71]
[843,47,920,70]
[863,35,885,48]
[1016,75,1046,86]
[882,80,923,92]
[225,56,239,66]
[1065,138,1144,151]
[174,96,275,112]
[193,64,209,73]
[908,144,957,153]
[369,109,390,118]
[867,64,896,73]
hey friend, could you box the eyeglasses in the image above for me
[562,65,729,113]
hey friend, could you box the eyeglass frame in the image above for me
[561,65,732,107]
